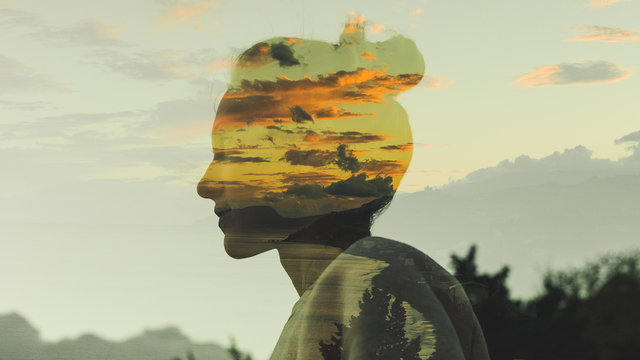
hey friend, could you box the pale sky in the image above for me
[1,0,639,358]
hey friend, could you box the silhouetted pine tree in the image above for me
[319,287,421,360]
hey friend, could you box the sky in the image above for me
[1,0,639,359]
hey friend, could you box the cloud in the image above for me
[325,172,394,197]
[448,130,640,193]
[380,143,412,152]
[215,68,423,128]
[0,9,40,30]
[0,55,66,93]
[513,59,632,88]
[0,100,52,111]
[34,18,126,47]
[284,183,328,199]
[269,42,300,67]
[315,130,390,145]
[417,75,454,90]
[300,130,390,145]
[362,159,407,176]
[265,125,294,134]
[158,0,218,26]
[374,132,640,300]
[615,130,640,161]
[360,52,376,60]
[212,149,268,163]
[567,26,639,42]
[587,0,631,8]
[280,172,340,184]
[368,22,385,34]
[411,9,424,15]
[97,49,221,82]
[282,149,335,167]
[290,105,313,123]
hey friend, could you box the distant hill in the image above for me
[0,313,231,360]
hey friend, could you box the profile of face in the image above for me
[198,17,425,258]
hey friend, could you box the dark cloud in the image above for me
[335,144,361,173]
[615,130,640,145]
[323,131,387,144]
[284,183,328,199]
[215,69,422,126]
[325,173,394,197]
[301,130,388,145]
[269,42,300,67]
[282,149,335,167]
[213,150,268,163]
[312,107,364,119]
[290,105,313,123]
[262,192,283,202]
[264,135,275,145]
[380,143,412,152]
[281,172,340,184]
[615,130,640,161]
[266,125,294,134]
[362,159,407,175]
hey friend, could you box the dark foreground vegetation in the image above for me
[452,246,640,360]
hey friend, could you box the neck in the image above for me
[276,242,342,296]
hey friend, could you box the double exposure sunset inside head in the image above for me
[198,16,425,256]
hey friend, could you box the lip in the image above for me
[214,207,232,218]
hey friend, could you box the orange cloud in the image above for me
[203,58,233,73]
[380,143,413,152]
[305,130,392,145]
[513,59,632,88]
[417,75,454,90]
[587,0,631,7]
[215,68,423,129]
[344,13,365,34]
[368,23,385,34]
[360,52,377,60]
[411,9,424,15]
[362,159,408,176]
[160,0,217,26]
[567,26,639,42]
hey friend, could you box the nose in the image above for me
[197,161,224,200]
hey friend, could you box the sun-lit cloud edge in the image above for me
[587,0,631,8]
[567,25,640,42]
[512,59,632,88]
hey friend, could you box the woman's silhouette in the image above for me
[198,16,489,360]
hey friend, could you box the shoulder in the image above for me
[344,236,461,291]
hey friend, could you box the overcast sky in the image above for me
[1,0,639,359]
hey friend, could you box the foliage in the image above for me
[227,338,252,360]
[451,246,640,360]
[319,287,421,359]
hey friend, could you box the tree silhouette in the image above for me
[319,287,421,360]
[227,337,252,360]
[450,245,640,360]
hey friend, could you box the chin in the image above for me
[218,205,320,258]
[223,233,281,259]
